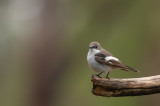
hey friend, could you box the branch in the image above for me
[91,74,160,97]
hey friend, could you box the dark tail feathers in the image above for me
[125,65,139,72]
[122,65,139,72]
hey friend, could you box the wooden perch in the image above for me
[91,74,160,97]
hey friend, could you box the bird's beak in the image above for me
[90,46,92,49]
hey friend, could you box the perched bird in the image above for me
[87,41,139,78]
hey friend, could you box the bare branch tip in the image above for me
[91,75,160,97]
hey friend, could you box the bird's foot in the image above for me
[96,72,103,78]
[105,72,110,79]
[105,76,110,79]
[96,75,102,78]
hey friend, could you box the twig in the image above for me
[91,74,160,97]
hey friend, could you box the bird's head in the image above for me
[89,41,102,50]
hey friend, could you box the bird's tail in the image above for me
[123,65,139,72]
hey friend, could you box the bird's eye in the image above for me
[95,46,98,48]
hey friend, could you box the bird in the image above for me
[87,41,139,78]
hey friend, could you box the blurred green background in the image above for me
[1,0,160,106]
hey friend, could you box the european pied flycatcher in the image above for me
[87,41,139,78]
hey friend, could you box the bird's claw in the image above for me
[105,76,110,79]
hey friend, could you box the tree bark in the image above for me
[91,75,160,97]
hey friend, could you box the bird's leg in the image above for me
[96,72,103,77]
[106,72,110,79]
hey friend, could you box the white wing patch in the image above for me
[105,56,119,62]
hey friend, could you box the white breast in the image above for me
[87,49,112,73]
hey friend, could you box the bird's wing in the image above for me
[95,53,129,70]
